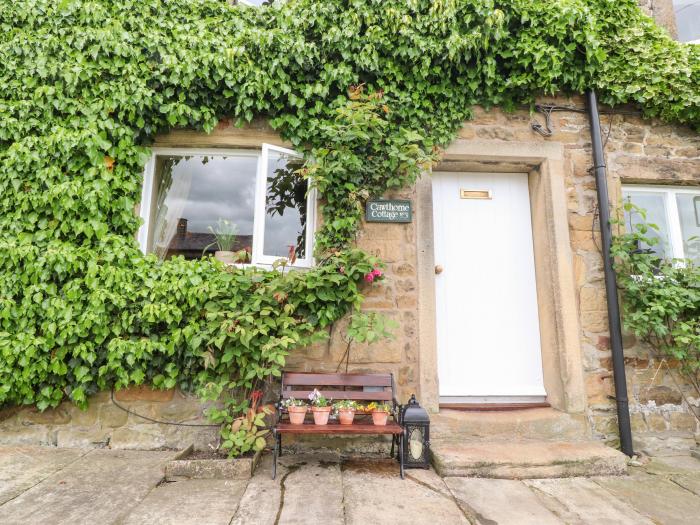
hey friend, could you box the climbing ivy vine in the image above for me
[0,0,698,454]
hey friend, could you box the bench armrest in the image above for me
[273,396,284,426]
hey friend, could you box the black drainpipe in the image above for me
[585,90,634,457]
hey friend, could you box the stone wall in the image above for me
[454,98,700,452]
[2,96,698,453]
[291,96,700,451]
[639,0,679,39]
[0,387,218,450]
[285,187,420,405]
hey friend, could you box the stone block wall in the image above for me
[567,108,699,453]
[289,96,700,451]
[285,187,420,405]
[456,98,700,451]
[0,387,218,450]
[639,0,679,39]
[2,96,698,453]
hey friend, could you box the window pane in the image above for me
[148,155,257,261]
[622,191,671,258]
[674,1,700,43]
[676,193,700,264]
[263,151,308,259]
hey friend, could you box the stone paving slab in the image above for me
[275,455,344,525]
[231,454,346,525]
[342,458,468,525]
[595,470,700,525]
[646,455,700,474]
[119,479,247,525]
[525,477,654,524]
[3,446,700,525]
[446,478,563,524]
[0,449,177,525]
[0,446,89,505]
[644,456,700,498]
[671,474,700,497]
[229,455,282,525]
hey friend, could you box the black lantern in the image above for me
[399,394,430,470]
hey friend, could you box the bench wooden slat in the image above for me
[282,390,392,401]
[276,421,403,435]
[282,372,392,388]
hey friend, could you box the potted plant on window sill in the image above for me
[366,402,392,426]
[282,397,307,425]
[333,400,358,425]
[308,389,332,425]
[204,219,238,264]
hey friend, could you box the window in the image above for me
[622,185,700,265]
[138,145,315,267]
[238,0,270,6]
[674,0,700,43]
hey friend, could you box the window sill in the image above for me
[222,261,314,271]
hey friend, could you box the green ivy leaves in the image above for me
[612,204,700,385]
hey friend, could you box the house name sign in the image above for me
[365,199,412,223]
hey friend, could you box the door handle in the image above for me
[435,265,443,275]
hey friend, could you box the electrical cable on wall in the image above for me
[530,103,636,137]
[110,390,220,427]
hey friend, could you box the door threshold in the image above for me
[439,395,548,411]
[439,402,551,411]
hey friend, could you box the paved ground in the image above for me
[1,446,700,524]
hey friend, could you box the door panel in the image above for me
[432,172,545,401]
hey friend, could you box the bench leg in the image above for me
[277,433,282,457]
[399,431,405,479]
[390,434,395,458]
[272,430,278,480]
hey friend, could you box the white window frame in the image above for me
[138,145,316,269]
[622,184,700,261]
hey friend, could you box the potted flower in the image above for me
[333,400,358,425]
[281,397,307,425]
[366,402,392,426]
[308,389,332,425]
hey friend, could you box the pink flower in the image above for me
[364,273,375,283]
[371,268,382,278]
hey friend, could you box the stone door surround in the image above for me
[416,138,587,415]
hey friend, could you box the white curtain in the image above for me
[151,158,193,260]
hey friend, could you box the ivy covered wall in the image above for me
[1,0,698,452]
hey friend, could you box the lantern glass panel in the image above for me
[408,427,424,461]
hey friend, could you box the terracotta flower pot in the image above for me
[288,405,307,425]
[312,406,331,425]
[338,409,355,425]
[371,410,389,426]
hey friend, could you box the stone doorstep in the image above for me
[163,445,262,481]
[430,407,590,442]
[431,441,628,479]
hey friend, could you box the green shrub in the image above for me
[612,203,700,394]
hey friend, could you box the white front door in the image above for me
[432,171,546,403]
